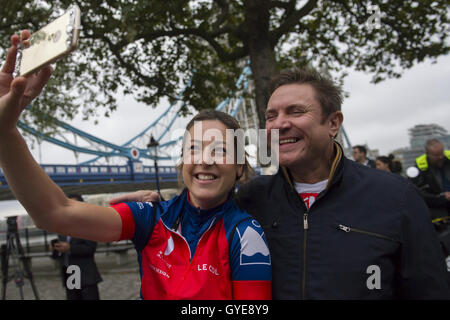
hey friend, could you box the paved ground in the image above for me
[1,249,141,300]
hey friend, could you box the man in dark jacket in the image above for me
[51,194,102,300]
[352,145,376,168]
[410,139,450,220]
[236,142,448,299]
[234,68,448,299]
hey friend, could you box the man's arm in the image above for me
[109,190,160,204]
[411,172,448,209]
[418,188,447,209]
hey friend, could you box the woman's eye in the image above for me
[190,145,201,152]
[214,147,226,154]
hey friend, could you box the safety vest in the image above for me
[416,150,450,171]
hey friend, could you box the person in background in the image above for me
[353,145,376,168]
[410,139,450,287]
[410,139,450,220]
[50,194,102,300]
[375,154,403,175]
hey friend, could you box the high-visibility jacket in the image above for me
[416,150,450,171]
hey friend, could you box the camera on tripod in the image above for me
[1,215,39,300]
[6,216,18,233]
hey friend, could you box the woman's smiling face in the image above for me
[182,120,243,210]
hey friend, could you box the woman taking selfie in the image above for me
[0,31,271,300]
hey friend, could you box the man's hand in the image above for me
[0,30,53,134]
[444,191,450,201]
[109,190,160,204]
[53,241,70,253]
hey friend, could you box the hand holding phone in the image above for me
[50,238,60,258]
[14,5,81,77]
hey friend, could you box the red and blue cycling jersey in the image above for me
[111,190,272,300]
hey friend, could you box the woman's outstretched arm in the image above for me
[0,31,122,242]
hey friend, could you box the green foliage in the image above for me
[1,0,448,130]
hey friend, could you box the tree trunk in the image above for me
[243,0,278,129]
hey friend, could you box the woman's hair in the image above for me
[376,154,403,174]
[176,110,254,187]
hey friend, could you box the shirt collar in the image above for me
[281,140,344,191]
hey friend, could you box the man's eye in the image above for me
[291,109,305,115]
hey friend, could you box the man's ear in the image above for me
[328,111,344,139]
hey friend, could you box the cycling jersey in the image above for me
[111,189,272,300]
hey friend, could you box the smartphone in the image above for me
[50,238,60,258]
[14,5,81,77]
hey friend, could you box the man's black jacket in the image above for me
[54,235,102,288]
[235,143,449,299]
[410,155,450,220]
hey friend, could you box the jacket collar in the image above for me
[280,140,344,191]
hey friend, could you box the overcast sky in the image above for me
[342,54,450,155]
[26,53,450,165]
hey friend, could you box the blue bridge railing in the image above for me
[0,163,179,188]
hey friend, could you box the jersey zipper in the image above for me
[301,190,327,299]
[166,216,218,297]
[302,211,308,299]
[337,224,399,243]
[168,216,218,263]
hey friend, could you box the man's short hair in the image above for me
[353,145,367,155]
[425,138,443,151]
[270,68,343,122]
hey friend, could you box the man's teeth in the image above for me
[280,138,298,144]
[197,174,216,180]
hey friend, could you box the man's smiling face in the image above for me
[265,83,337,169]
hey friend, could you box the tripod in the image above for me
[1,216,39,300]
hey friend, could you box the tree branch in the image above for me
[212,0,230,29]
[271,0,319,44]
[135,24,247,62]
[268,0,296,10]
[91,33,163,94]
[329,0,365,24]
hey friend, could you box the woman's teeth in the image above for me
[196,174,216,180]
